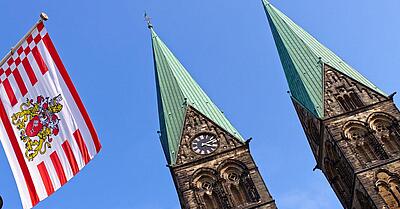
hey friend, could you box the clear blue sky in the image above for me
[1,0,400,209]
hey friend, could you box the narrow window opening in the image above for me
[357,145,371,163]
[230,184,246,207]
[343,94,356,110]
[203,193,218,209]
[337,96,350,111]
[350,92,364,107]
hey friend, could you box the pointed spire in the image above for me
[262,1,387,118]
[151,27,243,165]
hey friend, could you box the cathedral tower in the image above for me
[149,22,277,209]
[263,1,400,208]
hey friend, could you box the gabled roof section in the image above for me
[151,28,243,165]
[262,0,387,118]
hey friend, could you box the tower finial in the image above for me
[40,12,49,21]
[144,12,153,29]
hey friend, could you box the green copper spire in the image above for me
[262,0,387,118]
[150,27,243,165]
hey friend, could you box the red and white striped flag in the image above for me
[0,20,101,208]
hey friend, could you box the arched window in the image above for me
[376,170,400,208]
[356,143,374,162]
[350,92,364,107]
[192,169,228,209]
[218,160,260,207]
[343,94,357,110]
[343,121,388,164]
[336,92,364,112]
[337,96,351,111]
[368,113,400,154]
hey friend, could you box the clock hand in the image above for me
[202,140,218,147]
[207,139,217,144]
[201,143,215,148]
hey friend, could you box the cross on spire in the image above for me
[144,12,153,29]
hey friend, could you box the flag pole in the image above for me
[0,12,49,68]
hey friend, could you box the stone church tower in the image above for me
[263,1,400,208]
[149,23,277,209]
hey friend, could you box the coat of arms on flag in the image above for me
[0,14,101,209]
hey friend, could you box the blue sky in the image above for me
[1,0,400,209]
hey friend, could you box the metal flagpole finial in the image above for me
[40,12,49,21]
[144,12,153,29]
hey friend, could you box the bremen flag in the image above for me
[0,20,101,208]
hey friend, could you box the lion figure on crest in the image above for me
[11,94,63,161]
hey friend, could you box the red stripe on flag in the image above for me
[12,69,28,96]
[62,141,79,175]
[3,79,17,106]
[32,46,48,75]
[37,162,55,196]
[42,34,102,153]
[22,58,38,86]
[50,152,67,186]
[73,129,90,164]
[37,22,45,32]
[0,99,39,206]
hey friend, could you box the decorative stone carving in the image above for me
[323,65,385,118]
[176,107,242,165]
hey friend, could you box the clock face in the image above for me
[191,134,219,155]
